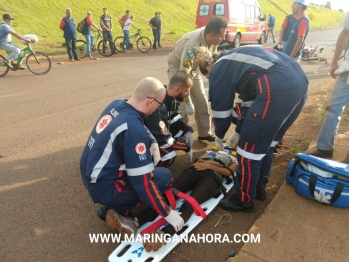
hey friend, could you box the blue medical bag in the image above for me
[286,153,349,208]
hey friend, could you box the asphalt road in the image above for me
[0,28,342,262]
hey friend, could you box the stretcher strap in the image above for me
[140,188,206,236]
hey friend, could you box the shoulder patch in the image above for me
[187,49,195,58]
[183,60,191,69]
[96,115,112,134]
[135,143,147,155]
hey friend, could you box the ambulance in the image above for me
[196,0,267,47]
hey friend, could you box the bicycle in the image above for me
[76,30,116,58]
[114,29,152,53]
[0,43,51,77]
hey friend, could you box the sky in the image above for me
[310,0,349,13]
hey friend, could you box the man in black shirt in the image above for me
[149,12,162,49]
[143,70,193,167]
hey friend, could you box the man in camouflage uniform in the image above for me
[167,16,228,141]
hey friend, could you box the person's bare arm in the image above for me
[289,35,304,58]
[92,22,101,31]
[9,31,30,43]
[192,160,237,177]
[100,19,108,31]
[329,27,349,78]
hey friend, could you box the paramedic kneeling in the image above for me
[80,77,184,235]
[197,46,309,212]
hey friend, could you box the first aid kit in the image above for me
[286,153,349,208]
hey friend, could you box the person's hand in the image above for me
[185,103,195,116]
[24,38,31,43]
[184,132,194,148]
[150,143,161,166]
[215,137,224,150]
[192,161,210,171]
[205,160,222,167]
[166,137,174,146]
[227,132,239,147]
[329,62,339,79]
[164,210,184,232]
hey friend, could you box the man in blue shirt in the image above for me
[59,8,81,62]
[266,13,276,43]
[80,77,184,236]
[0,14,30,69]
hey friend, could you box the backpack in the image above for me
[76,19,85,33]
[286,153,349,208]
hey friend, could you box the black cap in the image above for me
[3,14,14,20]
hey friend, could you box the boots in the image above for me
[256,180,267,201]
[219,194,255,213]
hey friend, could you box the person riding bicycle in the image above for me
[0,14,31,69]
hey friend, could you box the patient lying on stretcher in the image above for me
[106,151,238,252]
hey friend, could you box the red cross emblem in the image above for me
[135,143,146,155]
[96,115,112,134]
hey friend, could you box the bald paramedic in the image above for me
[80,77,184,234]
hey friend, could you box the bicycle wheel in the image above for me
[26,52,51,75]
[76,40,87,58]
[137,37,152,53]
[0,54,10,77]
[114,36,125,52]
[98,39,115,57]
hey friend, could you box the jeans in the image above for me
[0,42,21,62]
[266,27,275,43]
[316,71,349,150]
[152,29,160,47]
[102,30,115,53]
[84,34,94,56]
[123,29,130,51]
[65,38,78,59]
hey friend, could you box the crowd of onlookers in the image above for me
[59,7,162,61]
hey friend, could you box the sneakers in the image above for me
[256,180,267,201]
[18,64,26,70]
[3,59,13,69]
[70,59,75,62]
[306,148,333,158]
[158,45,162,47]
[219,194,256,213]
[198,135,216,142]
[152,46,157,50]
[105,209,138,236]
[143,231,165,252]
[97,205,109,221]
[75,58,82,61]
